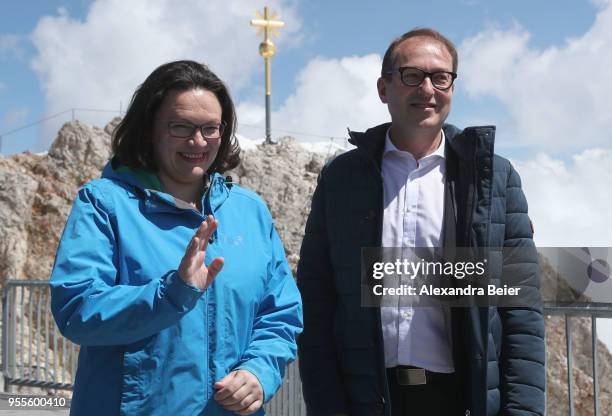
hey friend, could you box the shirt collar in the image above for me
[383,128,446,161]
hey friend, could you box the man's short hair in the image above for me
[381,28,458,78]
[112,60,240,173]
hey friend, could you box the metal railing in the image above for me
[1,280,306,414]
[543,301,612,416]
[1,280,78,391]
[3,280,609,415]
[264,357,306,415]
[0,107,350,156]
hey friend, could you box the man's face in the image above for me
[378,36,454,133]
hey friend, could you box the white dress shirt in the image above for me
[380,129,454,373]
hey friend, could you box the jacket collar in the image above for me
[101,158,230,216]
[347,122,496,165]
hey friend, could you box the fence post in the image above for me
[592,316,599,416]
[2,286,16,392]
[566,315,574,416]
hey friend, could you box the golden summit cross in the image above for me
[250,6,285,144]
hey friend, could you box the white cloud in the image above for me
[515,149,612,247]
[516,149,612,349]
[29,0,301,149]
[460,2,612,351]
[459,1,612,151]
[237,54,390,143]
[2,107,29,127]
[590,0,612,7]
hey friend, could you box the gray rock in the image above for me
[0,166,38,282]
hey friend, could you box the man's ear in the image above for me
[377,77,388,104]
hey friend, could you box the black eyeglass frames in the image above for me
[167,121,227,141]
[383,66,457,90]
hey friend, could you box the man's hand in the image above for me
[214,370,264,415]
[178,215,224,290]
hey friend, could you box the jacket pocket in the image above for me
[120,335,158,409]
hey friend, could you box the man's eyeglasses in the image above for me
[383,66,457,91]
[167,121,226,141]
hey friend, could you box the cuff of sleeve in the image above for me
[236,362,276,403]
[161,271,204,313]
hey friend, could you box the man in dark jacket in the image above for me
[297,28,545,416]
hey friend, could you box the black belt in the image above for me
[387,366,455,386]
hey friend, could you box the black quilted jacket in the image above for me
[297,123,545,416]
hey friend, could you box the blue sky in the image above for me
[1,0,611,254]
[3,0,608,224]
[0,0,601,156]
[2,1,612,344]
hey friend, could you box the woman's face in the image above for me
[152,88,223,191]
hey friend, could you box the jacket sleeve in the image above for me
[296,169,350,415]
[236,224,303,404]
[499,164,546,416]
[50,185,204,346]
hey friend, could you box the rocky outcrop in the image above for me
[0,120,116,284]
[0,160,39,282]
[546,315,612,416]
[0,120,610,414]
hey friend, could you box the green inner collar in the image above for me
[115,165,164,192]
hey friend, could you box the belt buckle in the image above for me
[396,368,427,386]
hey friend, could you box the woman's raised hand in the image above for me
[178,215,224,290]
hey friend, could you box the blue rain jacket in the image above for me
[50,160,303,416]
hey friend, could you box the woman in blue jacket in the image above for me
[50,60,303,416]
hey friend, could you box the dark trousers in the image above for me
[386,367,461,415]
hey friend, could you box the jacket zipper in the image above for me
[350,130,391,414]
[466,141,478,249]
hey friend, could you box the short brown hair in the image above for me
[112,60,240,174]
[381,28,458,78]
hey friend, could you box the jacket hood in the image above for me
[100,158,231,214]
